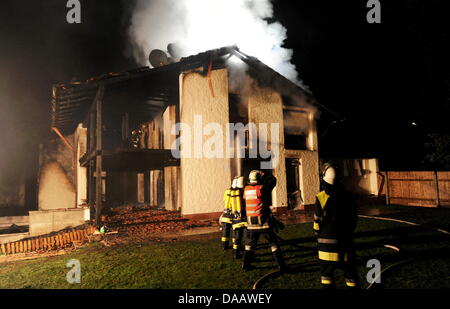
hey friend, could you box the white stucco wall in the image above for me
[39,133,77,210]
[248,87,288,208]
[179,69,232,216]
[178,68,319,214]
[340,158,379,195]
[38,161,76,210]
[306,112,318,151]
[285,149,320,205]
[284,108,320,205]
[29,208,89,237]
[367,159,379,195]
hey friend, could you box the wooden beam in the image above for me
[57,97,92,106]
[95,85,105,227]
[434,171,441,207]
[385,171,391,206]
[56,91,98,101]
[88,102,96,206]
[144,172,150,204]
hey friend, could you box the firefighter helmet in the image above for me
[322,164,336,185]
[236,176,245,189]
[232,177,238,189]
[249,170,262,184]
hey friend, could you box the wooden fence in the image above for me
[379,171,450,207]
[0,226,96,256]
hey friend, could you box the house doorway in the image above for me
[286,158,303,209]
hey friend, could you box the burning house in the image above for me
[43,45,325,228]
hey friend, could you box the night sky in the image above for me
[0,0,448,185]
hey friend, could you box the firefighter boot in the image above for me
[223,241,231,250]
[273,250,288,273]
[321,281,336,289]
[242,251,254,271]
[344,278,360,289]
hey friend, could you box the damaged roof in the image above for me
[51,45,331,134]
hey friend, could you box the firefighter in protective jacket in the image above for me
[242,170,287,272]
[313,163,359,288]
[231,176,247,259]
[220,178,237,250]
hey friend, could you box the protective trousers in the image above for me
[221,222,232,249]
[242,228,286,271]
[232,227,245,258]
[320,241,359,289]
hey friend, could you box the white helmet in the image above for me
[322,164,336,185]
[232,178,238,188]
[249,170,262,184]
[236,176,245,189]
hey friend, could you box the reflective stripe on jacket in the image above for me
[314,189,355,262]
[244,184,271,230]
[244,185,263,217]
[313,191,329,233]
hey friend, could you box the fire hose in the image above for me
[252,215,450,289]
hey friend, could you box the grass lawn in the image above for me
[0,205,449,289]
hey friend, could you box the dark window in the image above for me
[284,109,309,150]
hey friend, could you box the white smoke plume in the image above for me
[127,0,301,84]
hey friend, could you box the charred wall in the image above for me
[38,136,76,210]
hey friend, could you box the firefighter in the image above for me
[231,176,247,259]
[242,170,287,272]
[220,178,236,250]
[313,163,360,289]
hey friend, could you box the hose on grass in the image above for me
[252,241,401,289]
[357,215,450,235]
[252,215,450,289]
[360,215,449,289]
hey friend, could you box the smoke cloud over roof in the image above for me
[127,0,301,84]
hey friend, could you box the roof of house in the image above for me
[51,45,334,134]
